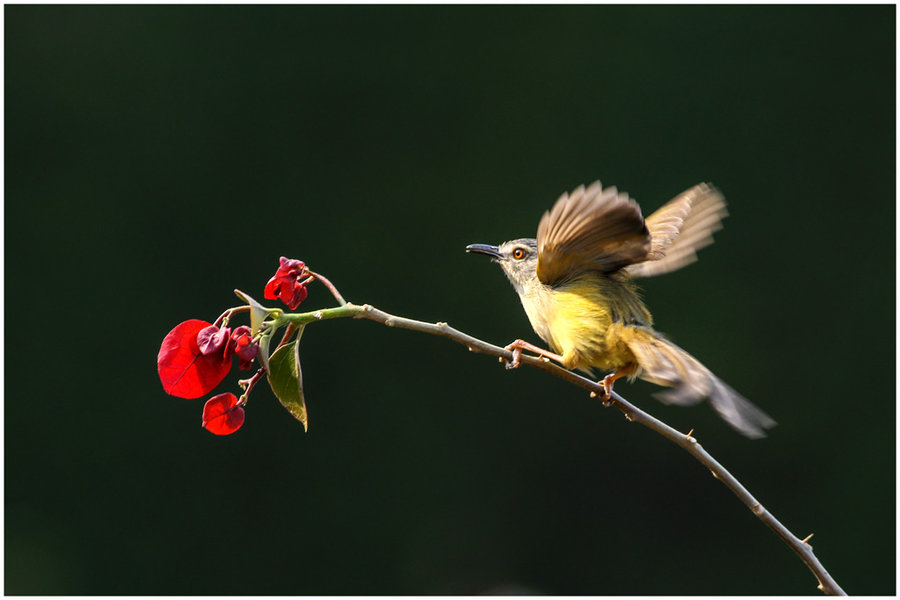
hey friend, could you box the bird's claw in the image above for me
[501,344,523,369]
[597,374,616,406]
[600,387,614,406]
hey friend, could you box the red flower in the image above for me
[202,392,245,435]
[231,325,258,370]
[158,320,233,399]
[264,256,310,310]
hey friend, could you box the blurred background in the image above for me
[5,5,894,595]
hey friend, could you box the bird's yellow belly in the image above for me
[521,280,640,374]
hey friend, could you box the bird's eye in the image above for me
[512,248,526,260]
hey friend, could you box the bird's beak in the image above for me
[465,243,502,259]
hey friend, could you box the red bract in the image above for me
[197,324,232,357]
[231,325,258,370]
[158,319,233,399]
[264,256,310,310]
[202,392,245,435]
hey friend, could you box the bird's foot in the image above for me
[502,342,523,370]
[599,373,618,406]
[500,339,563,370]
[593,367,636,406]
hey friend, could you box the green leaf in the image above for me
[266,333,307,431]
[234,289,278,337]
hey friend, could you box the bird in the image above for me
[466,181,775,438]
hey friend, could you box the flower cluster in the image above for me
[264,257,310,310]
[157,257,313,436]
[198,324,259,370]
[157,319,260,435]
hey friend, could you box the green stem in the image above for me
[272,302,364,329]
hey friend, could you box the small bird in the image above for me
[467,181,775,438]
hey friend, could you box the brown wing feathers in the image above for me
[627,183,727,278]
[535,181,727,284]
[536,182,651,285]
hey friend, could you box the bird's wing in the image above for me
[536,182,651,286]
[625,183,727,278]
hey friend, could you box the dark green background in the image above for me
[6,5,895,595]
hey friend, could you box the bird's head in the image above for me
[466,238,539,294]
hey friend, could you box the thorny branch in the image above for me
[277,299,846,596]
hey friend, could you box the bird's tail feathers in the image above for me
[623,327,776,438]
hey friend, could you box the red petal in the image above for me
[158,320,232,399]
[233,333,258,363]
[285,283,308,310]
[197,324,232,356]
[231,325,252,339]
[278,257,305,274]
[264,277,282,300]
[202,393,245,435]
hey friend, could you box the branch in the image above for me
[279,302,846,596]
[308,270,346,306]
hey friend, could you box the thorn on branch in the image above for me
[802,533,814,545]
